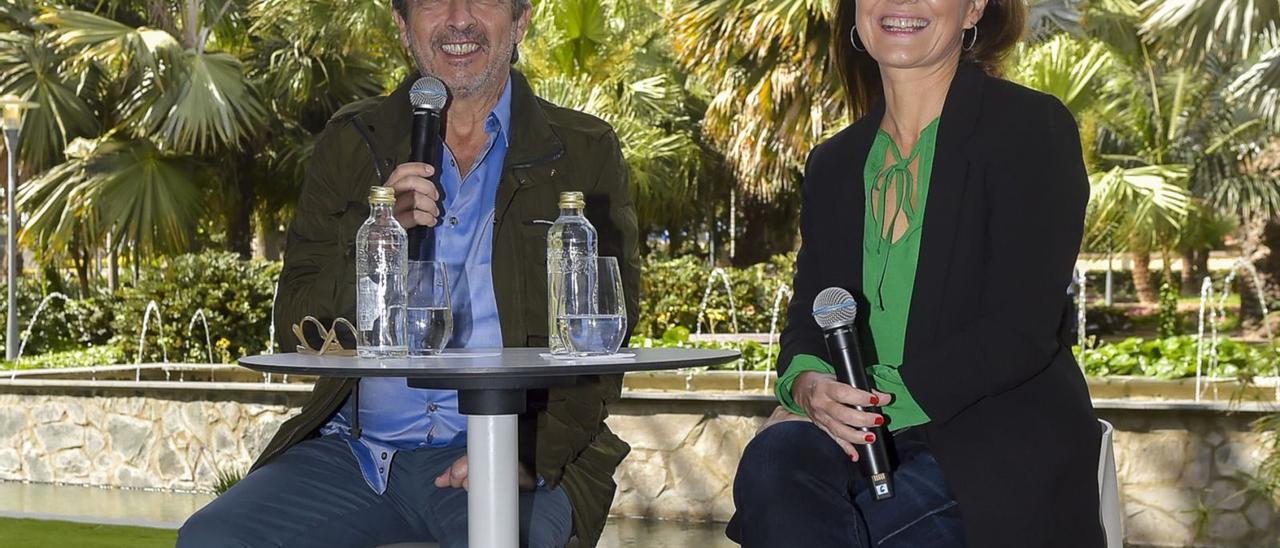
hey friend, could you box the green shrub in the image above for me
[110,252,281,363]
[0,278,114,356]
[1081,336,1276,379]
[637,254,796,338]
[1158,282,1181,338]
[2,344,124,370]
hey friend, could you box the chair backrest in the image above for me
[1097,419,1124,548]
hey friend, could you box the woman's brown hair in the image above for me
[833,0,1026,119]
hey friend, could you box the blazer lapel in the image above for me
[903,62,985,358]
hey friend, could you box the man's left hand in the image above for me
[434,455,538,491]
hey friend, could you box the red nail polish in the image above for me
[849,453,857,462]
[874,416,884,426]
[865,434,875,443]
[869,396,880,406]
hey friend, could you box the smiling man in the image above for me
[175,1,640,547]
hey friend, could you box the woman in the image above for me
[726,0,1103,547]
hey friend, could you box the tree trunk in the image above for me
[108,244,118,293]
[73,235,90,299]
[1180,246,1197,295]
[226,152,255,260]
[731,194,799,267]
[1132,249,1157,304]
[667,227,686,256]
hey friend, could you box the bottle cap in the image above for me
[559,191,585,209]
[369,186,395,205]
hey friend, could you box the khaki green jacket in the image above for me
[254,71,640,547]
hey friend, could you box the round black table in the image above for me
[238,347,739,547]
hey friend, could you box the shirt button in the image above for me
[381,451,388,459]
[449,217,458,226]
[428,403,439,413]
[378,467,385,473]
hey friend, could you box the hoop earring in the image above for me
[963,25,978,52]
[850,25,866,53]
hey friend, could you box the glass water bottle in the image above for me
[356,186,408,358]
[547,191,598,354]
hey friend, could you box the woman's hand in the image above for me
[792,371,893,461]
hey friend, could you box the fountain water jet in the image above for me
[764,284,793,391]
[136,301,170,382]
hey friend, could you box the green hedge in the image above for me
[1080,336,1278,379]
[110,252,281,364]
[0,278,114,356]
[637,254,796,339]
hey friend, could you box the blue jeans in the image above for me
[727,421,964,547]
[177,435,572,548]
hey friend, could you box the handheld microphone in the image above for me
[812,287,895,501]
[406,76,449,261]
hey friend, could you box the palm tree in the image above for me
[1,0,396,292]
[521,0,706,254]
[1136,0,1280,298]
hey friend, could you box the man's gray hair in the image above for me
[392,0,531,20]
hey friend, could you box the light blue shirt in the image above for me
[321,77,512,494]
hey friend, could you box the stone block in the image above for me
[0,407,26,440]
[156,440,189,480]
[53,449,89,479]
[688,417,754,483]
[22,442,51,483]
[1244,498,1274,531]
[32,402,65,424]
[1206,478,1247,511]
[1125,487,1200,527]
[606,414,704,452]
[617,451,668,500]
[244,414,285,458]
[84,428,105,457]
[0,448,19,473]
[1120,431,1188,485]
[1180,444,1213,489]
[1214,442,1265,479]
[107,414,153,462]
[665,449,730,503]
[115,465,151,489]
[35,423,84,453]
[211,424,240,458]
[218,402,242,427]
[1123,502,1194,547]
[1206,511,1249,542]
[64,401,86,425]
[182,402,215,444]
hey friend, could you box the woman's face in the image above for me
[856,0,987,71]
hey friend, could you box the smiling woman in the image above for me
[727,0,1106,547]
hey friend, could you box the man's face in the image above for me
[394,0,530,99]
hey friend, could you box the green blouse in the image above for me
[775,118,940,431]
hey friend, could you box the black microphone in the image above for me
[406,76,449,261]
[812,287,895,501]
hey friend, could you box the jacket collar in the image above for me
[361,69,563,170]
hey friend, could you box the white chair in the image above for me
[1098,419,1124,548]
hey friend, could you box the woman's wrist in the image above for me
[792,371,834,414]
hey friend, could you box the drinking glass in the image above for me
[556,257,627,357]
[407,260,453,356]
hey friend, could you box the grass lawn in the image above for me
[0,517,176,547]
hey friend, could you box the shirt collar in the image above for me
[487,75,513,147]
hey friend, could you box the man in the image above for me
[177,0,640,546]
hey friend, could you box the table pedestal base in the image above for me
[467,413,518,548]
[457,388,526,548]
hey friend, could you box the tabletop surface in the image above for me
[237,347,740,380]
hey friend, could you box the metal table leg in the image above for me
[459,389,526,548]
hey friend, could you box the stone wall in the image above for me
[0,388,305,492]
[0,380,1277,547]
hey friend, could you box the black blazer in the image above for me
[778,62,1104,547]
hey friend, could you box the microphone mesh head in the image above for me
[409,77,449,111]
[812,287,858,329]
